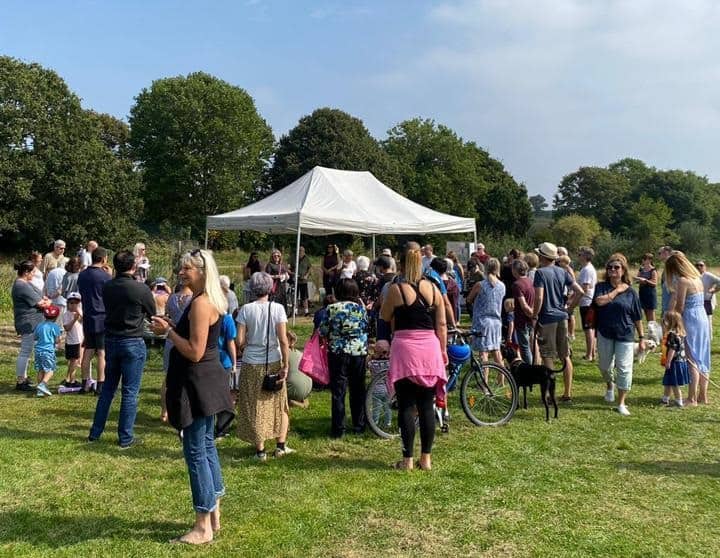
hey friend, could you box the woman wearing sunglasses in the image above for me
[592,253,645,416]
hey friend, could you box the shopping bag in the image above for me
[299,330,330,385]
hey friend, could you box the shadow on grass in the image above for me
[217,445,388,470]
[0,510,184,546]
[618,460,720,478]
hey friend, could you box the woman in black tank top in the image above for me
[380,246,448,471]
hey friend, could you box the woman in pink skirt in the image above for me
[381,244,448,470]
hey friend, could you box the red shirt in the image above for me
[511,277,535,329]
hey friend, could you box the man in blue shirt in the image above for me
[531,242,584,401]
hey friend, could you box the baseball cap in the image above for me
[43,305,61,318]
[67,292,82,301]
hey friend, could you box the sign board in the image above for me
[446,242,474,265]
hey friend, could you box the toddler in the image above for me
[62,292,84,387]
[661,311,689,407]
[34,305,63,397]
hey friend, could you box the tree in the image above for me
[638,170,714,226]
[0,56,143,249]
[553,167,631,230]
[607,158,654,191]
[267,107,399,192]
[529,194,548,213]
[626,196,678,257]
[383,118,531,237]
[129,72,274,237]
[551,215,601,253]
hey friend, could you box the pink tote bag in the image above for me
[299,330,330,385]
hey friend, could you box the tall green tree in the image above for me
[0,56,142,249]
[529,194,548,213]
[383,118,531,237]
[553,167,631,230]
[266,107,399,192]
[551,214,601,252]
[129,72,274,237]
[627,195,678,256]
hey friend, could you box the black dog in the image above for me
[501,345,561,421]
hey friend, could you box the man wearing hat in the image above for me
[380,248,396,273]
[531,242,584,402]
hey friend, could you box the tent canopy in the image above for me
[206,166,476,236]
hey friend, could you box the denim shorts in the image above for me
[34,351,56,372]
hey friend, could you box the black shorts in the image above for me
[297,282,309,301]
[704,300,713,316]
[65,343,81,360]
[83,331,105,350]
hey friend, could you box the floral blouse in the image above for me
[319,301,368,356]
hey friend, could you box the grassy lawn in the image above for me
[1,316,719,557]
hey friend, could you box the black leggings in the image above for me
[395,378,435,458]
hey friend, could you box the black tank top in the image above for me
[394,280,436,331]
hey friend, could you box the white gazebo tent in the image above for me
[206,166,477,320]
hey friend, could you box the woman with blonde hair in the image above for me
[467,257,505,366]
[152,249,234,545]
[133,242,150,283]
[381,245,447,470]
[665,252,711,405]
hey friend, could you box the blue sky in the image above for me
[2,0,719,201]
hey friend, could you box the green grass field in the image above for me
[0,316,719,557]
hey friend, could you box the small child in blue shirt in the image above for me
[34,305,63,397]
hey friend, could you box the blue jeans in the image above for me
[89,336,146,445]
[516,324,533,365]
[183,415,225,513]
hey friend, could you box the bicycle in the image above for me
[365,331,519,438]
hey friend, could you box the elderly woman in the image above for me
[592,253,645,416]
[467,257,505,366]
[338,249,357,280]
[320,278,369,438]
[354,255,378,306]
[666,252,711,405]
[133,243,150,283]
[12,260,51,391]
[265,249,290,308]
[235,272,292,460]
[151,249,234,545]
[219,275,239,317]
[380,246,447,470]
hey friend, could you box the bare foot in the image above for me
[171,527,213,545]
[686,399,698,407]
[211,505,221,532]
[392,459,413,470]
[418,454,432,470]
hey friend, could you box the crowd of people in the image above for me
[10,237,715,544]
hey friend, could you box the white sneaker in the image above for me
[604,388,615,403]
[37,382,52,396]
[616,404,631,416]
[274,446,296,458]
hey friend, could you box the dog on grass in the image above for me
[501,345,561,421]
[633,338,658,364]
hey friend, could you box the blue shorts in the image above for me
[34,351,56,372]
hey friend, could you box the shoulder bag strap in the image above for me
[265,301,272,373]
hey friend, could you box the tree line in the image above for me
[2,55,717,262]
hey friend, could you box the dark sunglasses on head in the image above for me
[190,249,206,269]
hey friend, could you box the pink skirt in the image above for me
[389,330,447,398]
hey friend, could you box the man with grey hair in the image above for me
[41,239,68,279]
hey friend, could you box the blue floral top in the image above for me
[319,301,368,356]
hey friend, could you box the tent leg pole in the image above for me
[372,234,376,259]
[293,227,301,326]
[473,228,477,246]
[204,228,209,249]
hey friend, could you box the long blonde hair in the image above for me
[404,248,423,284]
[181,249,228,315]
[664,252,701,292]
[663,310,686,336]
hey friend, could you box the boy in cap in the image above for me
[34,305,63,396]
[62,292,84,387]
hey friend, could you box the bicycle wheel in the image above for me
[460,362,518,426]
[365,373,400,439]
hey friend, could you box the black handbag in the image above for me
[261,301,283,392]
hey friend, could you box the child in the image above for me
[62,292,84,387]
[503,298,516,346]
[661,311,690,407]
[215,312,237,439]
[34,305,63,397]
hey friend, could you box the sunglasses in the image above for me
[190,249,206,269]
[606,265,622,270]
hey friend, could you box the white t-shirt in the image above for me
[339,260,357,279]
[63,310,84,345]
[236,300,288,365]
[80,249,92,269]
[578,262,597,307]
